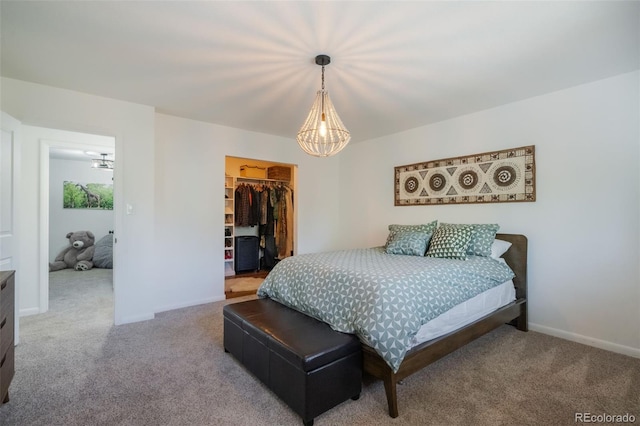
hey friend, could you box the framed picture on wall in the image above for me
[394,145,535,205]
[63,181,113,210]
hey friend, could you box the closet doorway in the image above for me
[224,156,297,298]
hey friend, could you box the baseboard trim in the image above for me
[154,295,225,315]
[19,307,41,317]
[529,322,640,359]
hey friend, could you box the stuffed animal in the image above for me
[49,230,96,272]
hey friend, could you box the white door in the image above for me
[0,111,21,344]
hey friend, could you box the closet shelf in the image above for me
[224,175,235,276]
[236,176,290,184]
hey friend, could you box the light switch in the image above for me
[126,203,134,215]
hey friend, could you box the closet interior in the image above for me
[225,156,296,278]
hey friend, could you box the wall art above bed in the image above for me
[395,145,535,206]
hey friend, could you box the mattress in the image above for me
[257,247,516,372]
[410,279,515,347]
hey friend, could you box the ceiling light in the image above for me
[91,153,114,170]
[296,55,351,157]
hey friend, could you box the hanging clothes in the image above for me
[262,186,277,269]
[234,184,251,227]
[275,185,294,259]
[248,185,259,226]
[235,183,262,227]
[284,186,294,257]
[260,189,268,225]
[235,180,293,260]
[276,186,287,258]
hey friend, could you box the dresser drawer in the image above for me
[0,340,15,401]
[0,313,13,357]
[0,274,14,314]
[0,271,15,405]
[0,271,13,303]
[0,275,14,357]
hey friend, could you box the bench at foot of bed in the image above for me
[223,298,362,426]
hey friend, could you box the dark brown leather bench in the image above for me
[223,298,362,425]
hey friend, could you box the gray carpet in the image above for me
[0,270,638,425]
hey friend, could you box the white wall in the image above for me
[338,71,640,357]
[1,77,155,324]
[49,158,114,262]
[1,77,342,323]
[154,114,341,312]
[5,72,637,360]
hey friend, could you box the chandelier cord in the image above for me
[321,65,325,121]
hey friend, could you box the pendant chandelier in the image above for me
[296,55,351,157]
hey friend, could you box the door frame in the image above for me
[1,111,22,344]
[39,135,115,313]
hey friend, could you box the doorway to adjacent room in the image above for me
[38,128,116,320]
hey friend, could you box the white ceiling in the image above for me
[49,148,114,162]
[2,1,638,144]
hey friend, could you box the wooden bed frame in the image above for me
[362,233,528,418]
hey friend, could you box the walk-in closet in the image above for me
[224,156,297,281]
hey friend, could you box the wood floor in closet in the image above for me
[224,270,269,299]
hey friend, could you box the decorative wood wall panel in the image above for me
[395,145,535,206]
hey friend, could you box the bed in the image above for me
[257,232,528,418]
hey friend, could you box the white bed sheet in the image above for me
[410,279,516,347]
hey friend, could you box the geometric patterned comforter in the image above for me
[257,247,515,372]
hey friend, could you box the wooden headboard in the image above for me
[495,233,527,300]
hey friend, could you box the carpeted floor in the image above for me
[0,270,638,425]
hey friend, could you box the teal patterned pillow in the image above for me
[386,231,432,256]
[469,224,500,256]
[441,223,499,257]
[426,225,473,260]
[385,220,438,248]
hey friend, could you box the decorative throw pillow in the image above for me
[385,220,438,248]
[386,231,432,256]
[490,239,512,259]
[93,233,113,269]
[426,225,473,260]
[441,223,499,257]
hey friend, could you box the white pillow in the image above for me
[490,239,512,259]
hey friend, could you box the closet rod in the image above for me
[236,176,290,184]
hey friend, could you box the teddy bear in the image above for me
[49,230,96,272]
